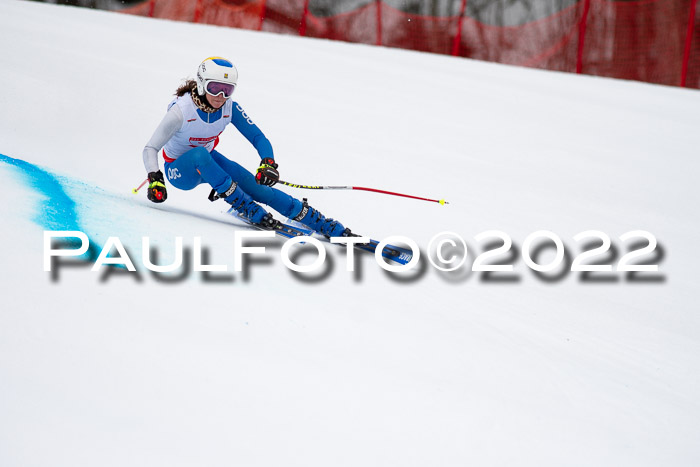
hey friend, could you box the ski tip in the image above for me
[439,199,448,205]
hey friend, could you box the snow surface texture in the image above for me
[1,1,700,465]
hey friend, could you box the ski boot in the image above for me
[209,181,277,228]
[292,198,352,238]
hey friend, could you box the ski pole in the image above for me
[277,180,448,205]
[132,178,148,194]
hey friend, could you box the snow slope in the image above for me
[1,1,700,465]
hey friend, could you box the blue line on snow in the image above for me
[0,153,100,259]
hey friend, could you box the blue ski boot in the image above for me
[292,198,351,238]
[208,181,277,228]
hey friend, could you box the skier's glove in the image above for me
[147,170,167,203]
[255,157,280,187]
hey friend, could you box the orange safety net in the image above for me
[379,3,459,55]
[457,2,584,72]
[686,0,700,87]
[120,0,262,28]
[118,0,700,89]
[580,0,695,87]
[259,0,305,35]
[304,2,379,46]
[197,0,263,29]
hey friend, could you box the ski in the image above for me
[227,209,413,265]
[346,237,414,265]
[227,209,310,239]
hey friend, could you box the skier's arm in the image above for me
[142,104,184,173]
[229,102,274,160]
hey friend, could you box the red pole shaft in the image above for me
[681,0,698,87]
[576,0,591,74]
[451,0,467,56]
[352,186,446,204]
[259,0,267,31]
[300,0,309,36]
[277,180,447,204]
[132,178,149,194]
[376,0,382,46]
[193,0,202,23]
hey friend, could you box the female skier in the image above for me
[142,56,350,237]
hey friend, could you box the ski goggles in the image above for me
[205,80,236,98]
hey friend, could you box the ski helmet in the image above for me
[196,56,238,97]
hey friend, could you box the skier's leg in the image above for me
[165,147,231,193]
[165,147,269,224]
[211,151,350,237]
[210,150,301,215]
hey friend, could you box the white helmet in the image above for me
[195,56,238,97]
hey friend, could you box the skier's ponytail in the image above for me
[174,79,198,97]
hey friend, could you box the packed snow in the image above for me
[1,1,699,465]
